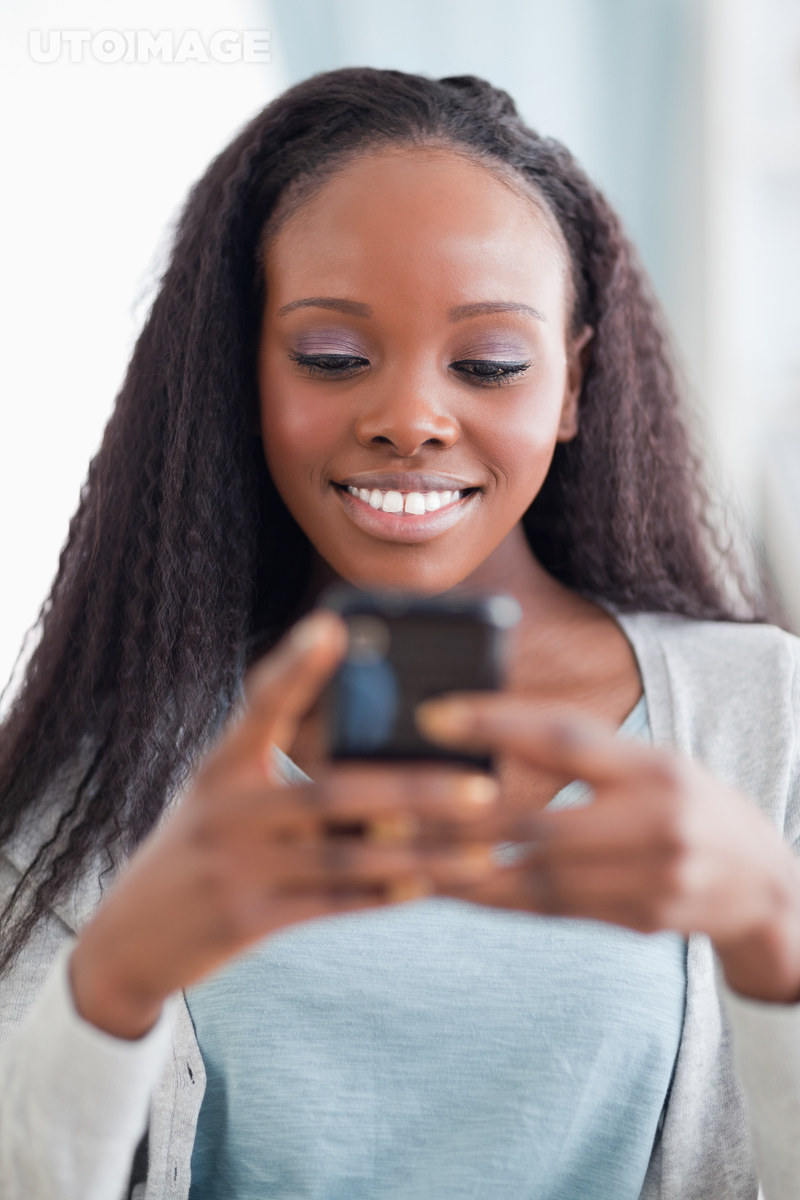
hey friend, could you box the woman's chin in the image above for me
[331,550,479,599]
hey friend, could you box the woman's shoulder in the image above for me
[0,753,123,1041]
[617,610,800,699]
[1,752,116,939]
[626,609,798,645]
[616,611,800,834]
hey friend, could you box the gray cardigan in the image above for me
[1,612,800,1200]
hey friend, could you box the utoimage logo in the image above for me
[29,29,270,64]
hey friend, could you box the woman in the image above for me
[1,67,799,1200]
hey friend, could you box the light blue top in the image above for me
[186,698,687,1199]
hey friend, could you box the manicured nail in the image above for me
[416,699,475,742]
[456,845,495,876]
[548,717,599,749]
[387,876,432,903]
[290,612,333,653]
[368,815,420,845]
[458,775,499,807]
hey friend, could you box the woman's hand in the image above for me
[70,613,497,1040]
[418,694,800,1004]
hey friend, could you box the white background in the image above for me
[0,1,285,691]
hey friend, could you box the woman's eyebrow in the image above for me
[277,297,372,318]
[448,301,546,322]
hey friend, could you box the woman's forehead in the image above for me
[263,146,570,314]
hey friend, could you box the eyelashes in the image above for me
[451,359,531,386]
[289,353,369,378]
[289,352,531,387]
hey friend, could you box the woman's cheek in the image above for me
[261,380,344,479]
[470,385,567,505]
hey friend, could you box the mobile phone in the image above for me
[322,587,521,770]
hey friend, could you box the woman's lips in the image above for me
[332,482,478,542]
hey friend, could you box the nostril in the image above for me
[371,436,393,445]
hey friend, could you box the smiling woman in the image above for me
[1,68,800,1200]
[258,148,587,590]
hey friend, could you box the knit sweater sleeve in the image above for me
[720,630,800,1200]
[720,980,800,1200]
[0,942,174,1200]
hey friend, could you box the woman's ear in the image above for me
[557,324,593,443]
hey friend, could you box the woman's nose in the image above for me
[354,391,459,456]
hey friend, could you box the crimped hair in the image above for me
[0,67,759,968]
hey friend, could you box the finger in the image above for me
[496,794,678,861]
[317,765,498,822]
[244,889,426,944]
[202,768,498,841]
[417,694,672,790]
[448,857,673,931]
[524,856,671,919]
[261,841,495,892]
[269,876,434,919]
[207,611,347,785]
[180,865,439,969]
[244,610,346,718]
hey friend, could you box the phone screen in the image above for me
[323,589,520,769]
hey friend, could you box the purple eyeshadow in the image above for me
[456,336,531,358]
[292,328,368,355]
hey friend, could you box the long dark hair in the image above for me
[0,67,758,967]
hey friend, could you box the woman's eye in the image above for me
[290,352,370,378]
[450,359,531,387]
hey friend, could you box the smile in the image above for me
[343,485,464,514]
[331,478,480,543]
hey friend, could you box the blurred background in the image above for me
[2,0,800,689]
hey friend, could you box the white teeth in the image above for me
[404,492,426,515]
[346,485,467,512]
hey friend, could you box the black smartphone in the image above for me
[322,587,521,770]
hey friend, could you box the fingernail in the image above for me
[290,612,333,654]
[387,876,432,903]
[368,815,420,845]
[416,699,474,742]
[456,845,494,876]
[458,775,499,807]
[548,716,600,748]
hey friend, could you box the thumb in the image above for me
[212,611,347,784]
[417,693,653,788]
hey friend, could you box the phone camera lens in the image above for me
[347,616,391,664]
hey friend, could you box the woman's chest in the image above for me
[186,900,686,1199]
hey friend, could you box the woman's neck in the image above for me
[460,524,642,717]
[458,523,569,621]
[304,523,619,693]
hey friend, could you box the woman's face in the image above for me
[258,147,588,594]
